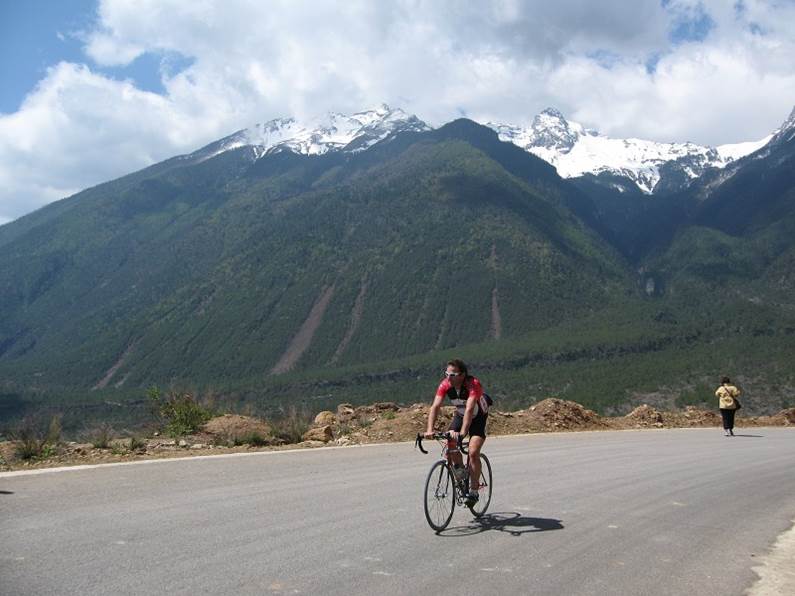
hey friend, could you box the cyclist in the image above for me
[424,358,490,506]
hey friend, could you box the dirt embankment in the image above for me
[2,401,794,471]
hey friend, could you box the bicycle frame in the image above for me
[416,433,476,503]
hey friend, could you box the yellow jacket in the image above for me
[715,384,741,409]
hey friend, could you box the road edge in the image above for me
[1,426,791,479]
[747,518,795,596]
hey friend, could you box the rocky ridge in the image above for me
[2,400,793,472]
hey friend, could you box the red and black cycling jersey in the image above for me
[435,375,489,417]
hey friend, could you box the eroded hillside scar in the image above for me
[330,280,367,364]
[271,285,336,374]
[93,341,138,390]
[489,244,502,340]
[491,287,502,340]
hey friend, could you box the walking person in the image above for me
[715,376,741,436]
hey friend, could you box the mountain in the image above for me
[2,106,794,433]
[488,108,771,194]
[0,117,630,398]
[651,106,795,296]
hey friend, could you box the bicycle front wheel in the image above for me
[469,453,492,517]
[423,460,455,531]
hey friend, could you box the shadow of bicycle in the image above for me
[438,512,564,537]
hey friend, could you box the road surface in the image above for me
[2,428,795,595]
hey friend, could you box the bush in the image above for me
[14,427,47,460]
[128,435,147,452]
[271,406,312,444]
[46,415,62,445]
[10,416,61,460]
[87,423,114,449]
[148,387,213,437]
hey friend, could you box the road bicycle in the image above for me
[415,432,492,531]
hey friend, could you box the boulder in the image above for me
[373,402,400,412]
[302,425,334,443]
[201,414,274,444]
[336,403,355,418]
[314,411,336,426]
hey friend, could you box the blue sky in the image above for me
[1,0,794,224]
[0,1,189,113]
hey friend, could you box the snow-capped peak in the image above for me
[769,105,795,145]
[192,104,430,163]
[187,103,785,195]
[487,108,771,194]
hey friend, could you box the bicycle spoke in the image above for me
[469,454,492,517]
[423,461,455,531]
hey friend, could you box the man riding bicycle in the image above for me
[424,359,490,506]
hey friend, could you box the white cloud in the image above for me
[1,0,794,223]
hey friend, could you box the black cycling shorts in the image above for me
[449,411,488,438]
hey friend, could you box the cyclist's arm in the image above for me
[460,395,477,437]
[425,394,445,436]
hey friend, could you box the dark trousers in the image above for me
[720,408,736,430]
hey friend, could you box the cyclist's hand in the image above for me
[448,430,460,441]
[423,431,435,439]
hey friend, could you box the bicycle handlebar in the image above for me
[415,432,468,455]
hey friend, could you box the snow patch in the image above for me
[488,108,771,194]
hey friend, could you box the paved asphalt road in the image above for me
[2,428,795,596]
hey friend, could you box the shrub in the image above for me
[87,424,114,449]
[271,406,312,444]
[382,410,396,420]
[13,426,47,460]
[46,415,62,445]
[148,387,213,437]
[10,417,61,460]
[128,435,147,452]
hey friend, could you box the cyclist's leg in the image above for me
[448,414,464,467]
[466,413,487,494]
[467,435,484,490]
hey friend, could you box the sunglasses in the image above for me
[444,371,463,378]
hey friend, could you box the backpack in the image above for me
[479,392,494,413]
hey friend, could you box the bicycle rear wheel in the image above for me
[423,460,455,531]
[469,453,492,517]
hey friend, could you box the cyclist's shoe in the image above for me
[465,492,479,507]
